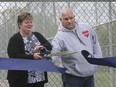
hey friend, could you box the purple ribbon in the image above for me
[0,58,66,73]
[81,50,116,68]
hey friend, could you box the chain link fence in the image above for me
[0,1,116,87]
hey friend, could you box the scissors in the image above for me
[39,47,77,60]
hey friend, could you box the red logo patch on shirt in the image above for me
[82,30,89,38]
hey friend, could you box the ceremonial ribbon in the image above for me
[0,57,66,73]
[81,50,116,68]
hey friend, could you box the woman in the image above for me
[7,12,52,87]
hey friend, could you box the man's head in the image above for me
[60,8,76,30]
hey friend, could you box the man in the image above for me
[51,8,102,87]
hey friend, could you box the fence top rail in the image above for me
[0,0,115,2]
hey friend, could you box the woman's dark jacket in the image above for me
[7,32,52,87]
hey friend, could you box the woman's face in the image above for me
[19,19,33,36]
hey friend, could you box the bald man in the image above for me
[51,8,102,87]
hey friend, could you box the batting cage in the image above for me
[0,0,116,87]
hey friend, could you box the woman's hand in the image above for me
[33,52,43,60]
[34,45,44,53]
